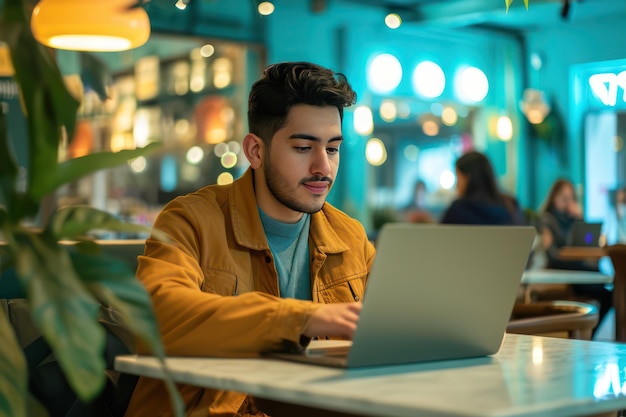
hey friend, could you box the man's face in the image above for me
[257,104,343,222]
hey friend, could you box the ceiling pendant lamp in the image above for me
[31,0,151,52]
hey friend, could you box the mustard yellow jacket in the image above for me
[124,168,376,417]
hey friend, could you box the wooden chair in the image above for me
[507,300,599,340]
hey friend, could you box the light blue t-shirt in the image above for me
[259,209,311,300]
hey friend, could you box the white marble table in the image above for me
[521,268,613,285]
[115,334,626,417]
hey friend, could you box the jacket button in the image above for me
[265,256,271,263]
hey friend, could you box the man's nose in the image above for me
[311,149,331,177]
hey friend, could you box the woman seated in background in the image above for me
[440,151,524,225]
[540,178,612,330]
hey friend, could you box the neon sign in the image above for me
[594,362,626,398]
[589,71,626,106]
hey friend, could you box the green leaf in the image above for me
[34,143,162,198]
[71,251,164,355]
[26,88,63,200]
[0,103,18,212]
[47,205,169,242]
[46,205,153,241]
[0,103,36,222]
[80,53,112,102]
[26,393,50,417]
[13,232,106,402]
[504,0,529,12]
[0,0,80,202]
[0,302,28,417]
[70,250,185,417]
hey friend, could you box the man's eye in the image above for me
[295,146,311,152]
[327,147,339,154]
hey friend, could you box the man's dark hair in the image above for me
[247,62,356,144]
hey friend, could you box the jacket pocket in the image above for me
[201,269,238,296]
[318,274,366,303]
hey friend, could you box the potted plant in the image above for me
[0,0,183,415]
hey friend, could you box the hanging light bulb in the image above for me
[520,88,551,124]
[31,0,151,52]
[257,1,275,15]
[175,0,188,10]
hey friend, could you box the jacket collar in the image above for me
[309,209,350,255]
[230,168,349,255]
[230,168,268,251]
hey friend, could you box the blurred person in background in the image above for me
[615,187,626,242]
[603,186,626,245]
[403,179,435,224]
[541,179,596,270]
[540,178,612,332]
[440,151,524,225]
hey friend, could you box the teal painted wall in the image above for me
[25,0,534,231]
[525,12,626,210]
[263,0,526,228]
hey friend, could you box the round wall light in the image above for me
[354,105,374,135]
[441,106,458,126]
[384,13,402,29]
[379,99,398,122]
[440,170,455,190]
[496,115,513,141]
[412,60,445,99]
[367,53,402,94]
[365,138,387,166]
[454,66,489,103]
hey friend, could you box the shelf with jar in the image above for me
[59,36,263,237]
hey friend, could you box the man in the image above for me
[124,62,376,417]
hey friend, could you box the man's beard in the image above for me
[264,159,333,214]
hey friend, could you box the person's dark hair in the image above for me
[247,62,356,144]
[541,178,576,213]
[455,151,504,204]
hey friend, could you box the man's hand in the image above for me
[302,302,362,339]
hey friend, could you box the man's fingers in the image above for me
[302,302,363,339]
[346,301,363,313]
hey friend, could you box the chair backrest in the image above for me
[507,300,599,340]
[606,244,626,342]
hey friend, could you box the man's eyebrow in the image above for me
[289,133,344,143]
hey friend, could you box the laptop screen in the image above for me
[567,222,602,247]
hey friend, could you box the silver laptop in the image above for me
[267,223,535,368]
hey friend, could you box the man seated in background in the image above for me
[124,62,376,417]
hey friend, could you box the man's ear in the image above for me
[242,133,265,169]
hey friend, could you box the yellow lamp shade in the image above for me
[31,0,150,52]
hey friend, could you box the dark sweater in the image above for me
[542,209,599,271]
[440,198,518,225]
